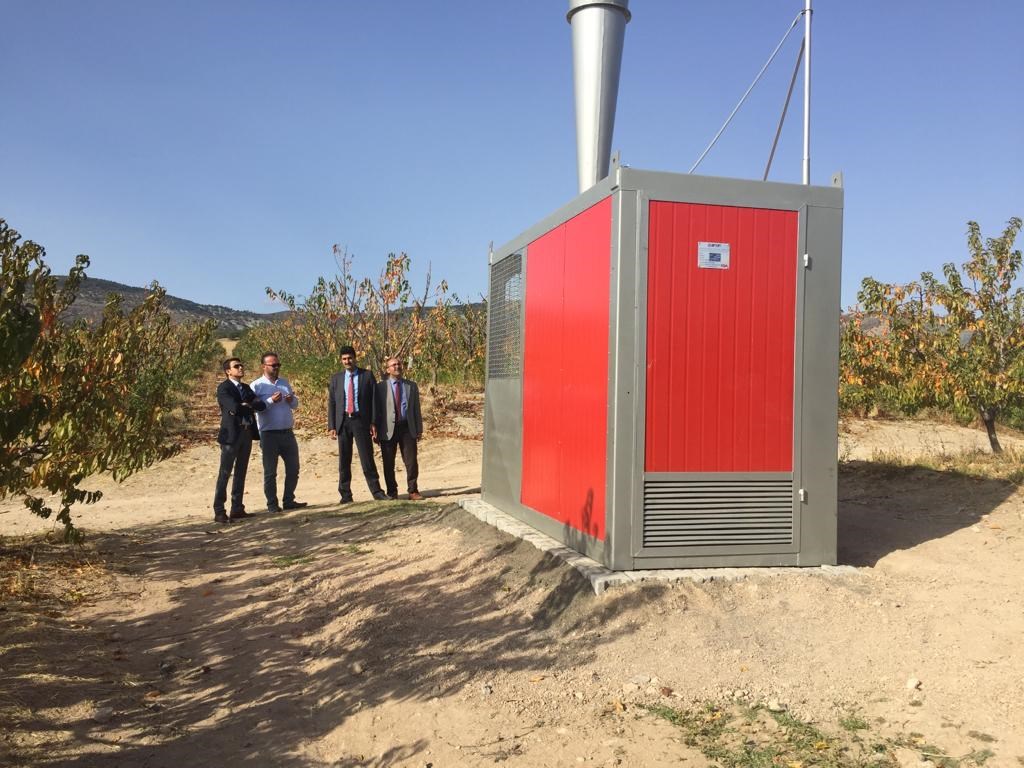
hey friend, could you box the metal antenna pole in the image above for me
[802,0,812,184]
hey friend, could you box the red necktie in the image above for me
[393,380,402,419]
[346,373,354,415]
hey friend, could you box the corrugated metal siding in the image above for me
[645,201,798,472]
[643,478,794,546]
[521,197,611,540]
[521,225,565,512]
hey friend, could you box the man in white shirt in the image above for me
[250,352,306,513]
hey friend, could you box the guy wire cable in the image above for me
[764,37,805,181]
[689,8,807,175]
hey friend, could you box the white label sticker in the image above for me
[698,241,730,269]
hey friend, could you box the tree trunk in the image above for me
[980,407,1003,453]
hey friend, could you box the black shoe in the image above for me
[339,496,353,505]
[267,505,282,513]
[229,510,251,520]
[283,501,308,510]
[386,493,398,500]
[372,491,388,501]
[214,515,231,525]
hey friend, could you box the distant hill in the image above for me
[55,275,288,337]
[841,312,882,334]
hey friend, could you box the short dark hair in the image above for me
[222,357,242,373]
[261,351,278,364]
[339,345,356,357]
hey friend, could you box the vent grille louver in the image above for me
[643,479,794,547]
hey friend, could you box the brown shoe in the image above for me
[408,492,423,501]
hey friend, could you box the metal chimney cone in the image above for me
[567,0,630,193]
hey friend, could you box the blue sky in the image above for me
[2,1,1021,313]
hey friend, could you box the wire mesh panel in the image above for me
[487,253,523,379]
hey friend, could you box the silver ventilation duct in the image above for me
[567,0,631,193]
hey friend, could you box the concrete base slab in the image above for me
[459,496,861,594]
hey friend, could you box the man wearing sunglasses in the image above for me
[251,352,307,513]
[213,357,266,524]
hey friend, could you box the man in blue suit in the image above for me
[327,345,387,503]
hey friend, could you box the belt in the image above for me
[261,428,293,433]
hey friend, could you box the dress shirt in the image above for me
[345,369,361,413]
[229,379,253,426]
[389,378,408,420]
[251,375,299,430]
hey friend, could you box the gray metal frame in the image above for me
[481,248,526,512]
[483,166,843,570]
[605,185,639,569]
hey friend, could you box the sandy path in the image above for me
[0,435,482,538]
[840,417,1024,461]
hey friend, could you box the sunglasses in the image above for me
[265,363,281,368]
[230,363,244,369]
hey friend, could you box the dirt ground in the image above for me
[2,416,1023,767]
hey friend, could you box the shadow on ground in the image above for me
[838,461,1018,566]
[0,502,652,767]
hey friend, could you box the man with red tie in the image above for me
[374,357,424,500]
[327,346,387,503]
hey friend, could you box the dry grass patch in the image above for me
[864,445,1024,484]
[0,539,112,608]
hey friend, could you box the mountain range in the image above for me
[57,275,287,337]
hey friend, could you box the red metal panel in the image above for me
[645,201,798,472]
[521,224,565,516]
[560,202,611,539]
[522,198,611,539]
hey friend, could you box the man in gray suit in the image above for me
[374,356,423,500]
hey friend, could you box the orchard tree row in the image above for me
[234,245,487,423]
[841,217,1024,452]
[0,219,217,539]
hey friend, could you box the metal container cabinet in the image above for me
[483,167,843,570]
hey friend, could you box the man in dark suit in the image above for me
[374,357,424,500]
[213,357,266,524]
[327,345,387,503]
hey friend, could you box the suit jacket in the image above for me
[374,378,423,442]
[327,367,377,430]
[216,378,266,445]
